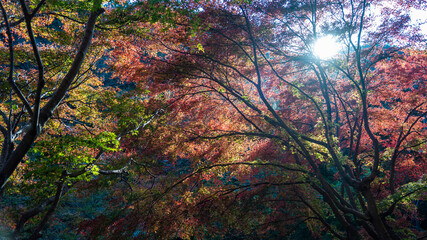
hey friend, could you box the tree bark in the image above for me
[0,8,104,191]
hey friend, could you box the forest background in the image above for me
[0,0,426,239]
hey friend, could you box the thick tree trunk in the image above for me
[0,8,104,192]
[361,187,394,240]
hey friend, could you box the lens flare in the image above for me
[313,35,341,60]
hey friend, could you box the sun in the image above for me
[313,35,342,60]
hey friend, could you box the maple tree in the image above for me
[1,0,426,239]
[0,0,176,238]
[99,0,427,239]
[0,0,105,191]
[0,1,118,238]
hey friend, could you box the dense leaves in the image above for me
[102,0,426,239]
[1,0,426,239]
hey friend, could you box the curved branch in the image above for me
[389,104,426,194]
[0,2,33,115]
[19,0,45,128]
[0,7,105,191]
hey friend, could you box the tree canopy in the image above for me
[1,0,426,239]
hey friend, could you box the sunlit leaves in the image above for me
[1,0,426,239]
[46,0,94,12]
[26,131,118,181]
[97,0,427,239]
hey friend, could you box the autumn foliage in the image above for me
[1,0,426,239]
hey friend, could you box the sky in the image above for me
[313,6,427,59]
[410,8,427,35]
